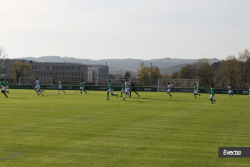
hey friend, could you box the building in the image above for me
[5,59,109,83]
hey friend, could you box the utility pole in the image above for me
[193,63,195,79]
[150,62,152,86]
[106,61,107,82]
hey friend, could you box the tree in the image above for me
[11,62,34,82]
[0,46,10,77]
[178,64,194,79]
[238,49,250,88]
[195,59,216,87]
[220,55,238,88]
[124,71,131,79]
[211,61,224,88]
[137,62,150,86]
[116,74,121,79]
[151,66,162,85]
[137,61,163,86]
[171,72,179,79]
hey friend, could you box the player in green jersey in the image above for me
[106,80,118,100]
[80,80,87,94]
[194,83,200,98]
[121,81,125,97]
[0,78,9,98]
[209,85,216,104]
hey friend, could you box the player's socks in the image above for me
[40,91,43,96]
[3,92,7,97]
[84,90,87,94]
[6,91,9,94]
[111,94,117,96]
[58,90,60,94]
[121,92,122,97]
[107,93,109,100]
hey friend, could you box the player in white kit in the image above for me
[58,79,65,94]
[123,79,131,100]
[167,83,172,98]
[34,78,43,96]
[228,84,233,98]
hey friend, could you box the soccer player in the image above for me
[228,84,233,98]
[121,81,125,97]
[35,78,43,96]
[123,79,131,100]
[209,85,216,104]
[129,81,140,97]
[194,83,201,98]
[167,83,172,98]
[106,80,118,100]
[0,78,9,98]
[171,82,174,93]
[58,79,65,94]
[80,80,87,94]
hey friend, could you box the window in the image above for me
[50,71,52,75]
[53,66,55,70]
[35,66,36,70]
[78,67,80,71]
[72,72,74,75]
[47,66,49,70]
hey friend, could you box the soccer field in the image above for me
[1,89,250,166]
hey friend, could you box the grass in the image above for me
[0,89,250,166]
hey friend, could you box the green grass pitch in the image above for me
[0,89,250,166]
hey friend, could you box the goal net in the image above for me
[19,77,53,85]
[95,79,132,86]
[158,78,199,92]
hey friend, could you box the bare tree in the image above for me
[238,49,250,89]
[195,59,216,87]
[220,55,238,88]
[0,46,10,77]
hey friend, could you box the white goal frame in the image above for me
[19,77,53,85]
[157,78,199,92]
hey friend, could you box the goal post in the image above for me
[19,77,53,85]
[158,78,199,92]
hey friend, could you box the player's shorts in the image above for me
[58,85,63,90]
[125,88,130,93]
[36,85,41,91]
[229,90,233,94]
[80,87,84,90]
[2,86,7,92]
[121,90,125,93]
[194,90,198,94]
[167,89,171,94]
[108,89,113,94]
[209,95,214,100]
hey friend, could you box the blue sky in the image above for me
[1,0,249,60]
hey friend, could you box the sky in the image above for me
[0,0,250,60]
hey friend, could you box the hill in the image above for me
[21,56,219,71]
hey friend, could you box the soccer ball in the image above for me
[76,92,77,93]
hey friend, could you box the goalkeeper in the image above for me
[129,81,140,97]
